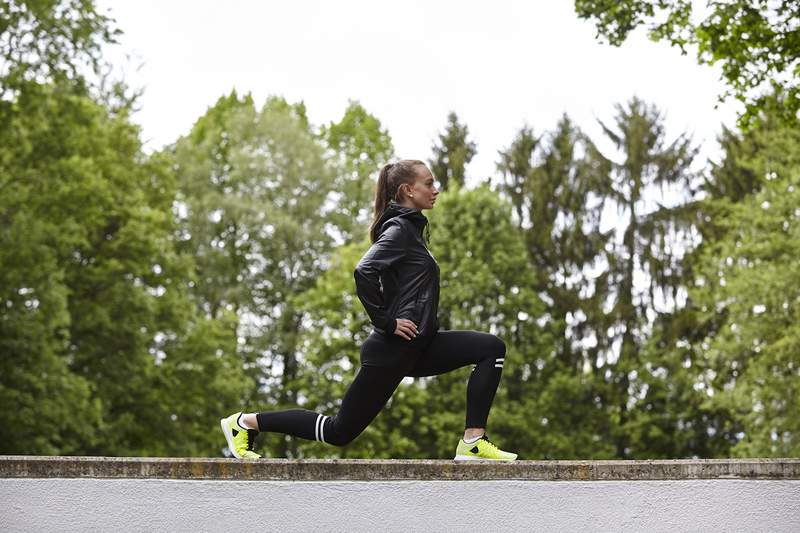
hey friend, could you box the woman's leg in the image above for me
[407,330,507,432]
[255,364,406,446]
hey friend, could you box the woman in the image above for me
[220,159,517,461]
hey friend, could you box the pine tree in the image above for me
[429,111,477,191]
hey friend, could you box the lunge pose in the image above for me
[220,159,517,461]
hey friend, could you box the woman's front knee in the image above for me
[492,335,507,358]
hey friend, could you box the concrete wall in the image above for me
[3,478,800,532]
[2,457,800,532]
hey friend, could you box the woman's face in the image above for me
[404,166,440,210]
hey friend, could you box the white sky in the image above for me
[98,0,741,188]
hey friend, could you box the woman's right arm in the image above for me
[353,221,408,335]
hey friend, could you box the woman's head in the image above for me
[369,159,440,242]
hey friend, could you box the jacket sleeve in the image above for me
[353,221,408,334]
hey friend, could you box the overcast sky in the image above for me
[98,0,741,188]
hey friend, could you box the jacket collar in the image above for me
[378,200,429,236]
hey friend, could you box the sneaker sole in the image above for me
[453,454,517,461]
[220,418,243,459]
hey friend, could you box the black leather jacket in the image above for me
[354,201,440,339]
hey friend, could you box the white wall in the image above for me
[3,478,800,532]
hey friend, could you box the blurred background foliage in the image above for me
[1,0,797,458]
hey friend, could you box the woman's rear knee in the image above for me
[324,422,358,447]
[326,433,355,447]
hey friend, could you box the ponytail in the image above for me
[368,159,425,243]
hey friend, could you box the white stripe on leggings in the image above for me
[320,415,328,444]
[314,414,322,441]
[496,357,505,362]
[495,364,504,368]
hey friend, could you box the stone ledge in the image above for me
[2,456,799,481]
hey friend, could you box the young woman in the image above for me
[220,159,517,461]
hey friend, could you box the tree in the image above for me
[0,81,253,455]
[0,0,120,456]
[429,111,477,191]
[171,91,258,320]
[497,116,612,376]
[679,103,800,457]
[574,0,800,128]
[0,1,254,456]
[495,124,541,228]
[319,100,395,245]
[586,97,699,458]
[170,93,337,458]
[625,95,799,460]
[0,164,100,453]
[0,0,119,95]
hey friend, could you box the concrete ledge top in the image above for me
[2,456,799,481]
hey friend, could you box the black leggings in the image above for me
[256,330,507,446]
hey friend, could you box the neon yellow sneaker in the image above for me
[454,433,518,461]
[220,412,261,459]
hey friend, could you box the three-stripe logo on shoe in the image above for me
[495,357,504,369]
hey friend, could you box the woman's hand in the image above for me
[394,318,418,341]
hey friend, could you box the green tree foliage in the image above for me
[319,100,395,245]
[170,93,337,457]
[0,82,251,456]
[432,185,617,459]
[1,0,251,456]
[429,111,477,191]
[0,95,101,452]
[0,0,119,94]
[496,99,701,458]
[170,91,257,320]
[574,0,800,128]
[680,105,800,457]
[0,0,112,454]
[497,116,611,375]
[588,97,699,458]
[627,97,800,460]
[495,124,541,227]
[495,117,619,458]
[494,107,701,458]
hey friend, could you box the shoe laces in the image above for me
[479,434,501,452]
[246,429,257,451]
